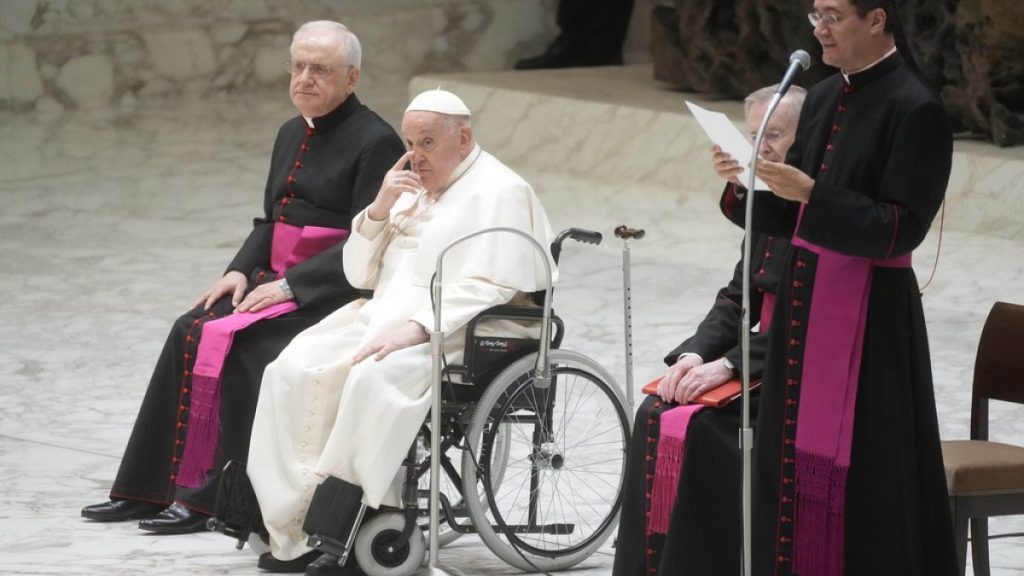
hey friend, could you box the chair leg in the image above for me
[951,499,968,576]
[970,516,990,576]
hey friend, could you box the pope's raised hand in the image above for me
[367,151,423,221]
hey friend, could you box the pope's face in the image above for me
[400,111,472,195]
[746,100,796,163]
[289,34,358,118]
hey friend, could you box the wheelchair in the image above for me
[213,228,632,575]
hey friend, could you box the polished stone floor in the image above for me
[2,66,1023,575]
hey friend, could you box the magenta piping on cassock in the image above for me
[176,223,349,488]
[761,292,776,332]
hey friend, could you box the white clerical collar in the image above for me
[303,116,314,128]
[842,46,898,83]
[437,143,482,195]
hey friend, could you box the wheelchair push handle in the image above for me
[551,227,602,264]
[564,227,603,245]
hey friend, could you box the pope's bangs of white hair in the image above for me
[743,84,807,126]
[443,114,472,133]
[292,20,362,68]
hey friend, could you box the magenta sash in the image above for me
[789,223,910,575]
[647,404,704,534]
[176,223,348,488]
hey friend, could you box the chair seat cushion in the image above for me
[942,440,1024,496]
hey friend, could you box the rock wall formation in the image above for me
[650,0,1024,146]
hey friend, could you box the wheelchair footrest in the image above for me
[302,476,364,544]
[207,517,249,549]
[304,476,367,564]
[211,460,268,548]
[306,534,348,558]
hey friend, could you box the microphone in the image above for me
[776,50,811,95]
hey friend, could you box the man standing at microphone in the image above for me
[718,1,956,574]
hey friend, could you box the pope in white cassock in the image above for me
[247,89,556,572]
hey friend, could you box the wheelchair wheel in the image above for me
[461,350,630,571]
[354,512,426,576]
[417,422,511,548]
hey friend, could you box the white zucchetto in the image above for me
[405,89,471,117]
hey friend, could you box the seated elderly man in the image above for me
[246,89,555,573]
[612,85,805,576]
[80,20,403,534]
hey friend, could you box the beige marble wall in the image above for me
[0,0,554,125]
[0,0,649,126]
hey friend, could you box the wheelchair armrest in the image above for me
[457,304,564,386]
[464,304,564,351]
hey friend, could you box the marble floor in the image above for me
[2,65,1023,575]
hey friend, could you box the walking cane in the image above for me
[614,225,645,411]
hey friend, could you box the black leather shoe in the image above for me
[81,499,165,522]
[258,550,322,573]
[305,553,365,576]
[137,503,210,534]
[515,37,584,70]
[515,36,624,70]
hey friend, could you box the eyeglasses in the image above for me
[286,61,348,78]
[749,131,787,144]
[807,11,843,28]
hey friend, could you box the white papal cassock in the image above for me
[247,144,556,560]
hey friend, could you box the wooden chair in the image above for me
[941,301,1024,576]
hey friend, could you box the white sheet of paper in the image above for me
[685,101,770,191]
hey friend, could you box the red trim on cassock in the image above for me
[722,183,741,219]
[885,204,900,259]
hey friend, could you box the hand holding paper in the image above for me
[685,101,770,191]
[751,158,814,203]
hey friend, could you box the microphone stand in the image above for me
[740,90,786,576]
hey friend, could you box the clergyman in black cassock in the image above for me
[723,3,957,574]
[614,84,805,576]
[81,21,405,531]
[613,234,790,576]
